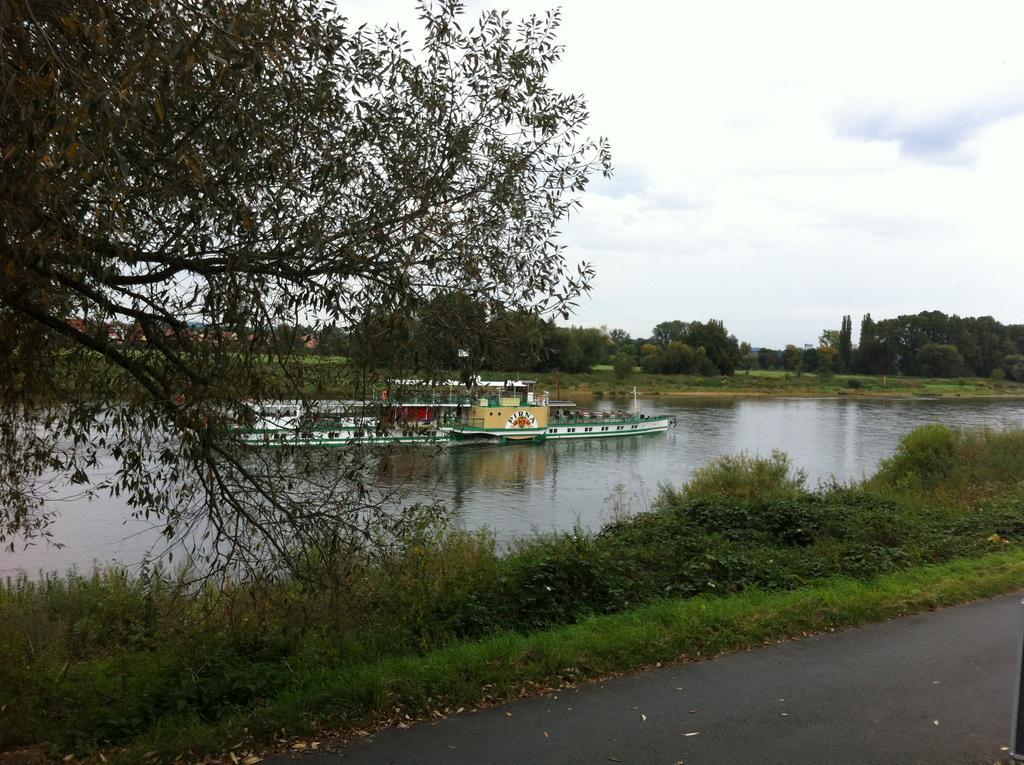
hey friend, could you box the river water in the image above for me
[3,396,1023,576]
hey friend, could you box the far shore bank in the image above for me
[531,369,1024,401]
[574,388,1024,400]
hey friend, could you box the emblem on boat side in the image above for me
[506,410,537,429]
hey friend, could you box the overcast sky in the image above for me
[346,0,1024,347]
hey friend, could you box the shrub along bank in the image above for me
[2,426,1024,762]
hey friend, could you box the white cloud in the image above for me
[344,0,1024,346]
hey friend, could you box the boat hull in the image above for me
[239,416,672,447]
[238,428,450,447]
[448,416,672,443]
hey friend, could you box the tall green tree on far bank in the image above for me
[855,313,882,374]
[817,346,837,378]
[917,344,965,378]
[0,0,610,575]
[819,329,840,349]
[613,352,634,379]
[651,320,689,348]
[757,348,783,370]
[783,344,803,372]
[534,324,611,373]
[647,319,745,374]
[838,315,853,373]
[1003,355,1024,383]
[644,319,741,375]
[856,310,1018,377]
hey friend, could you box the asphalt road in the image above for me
[270,593,1024,765]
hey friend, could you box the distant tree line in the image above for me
[303,303,744,377]
[746,311,1024,380]
[295,307,1024,382]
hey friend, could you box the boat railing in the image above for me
[475,396,525,408]
[551,412,654,425]
[381,394,476,407]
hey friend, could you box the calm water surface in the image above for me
[4,396,1023,575]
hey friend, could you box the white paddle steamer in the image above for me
[238,379,673,447]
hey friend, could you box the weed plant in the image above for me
[3,425,1024,759]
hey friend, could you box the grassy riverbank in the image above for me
[3,426,1024,762]
[57,353,1024,401]
[519,367,1024,399]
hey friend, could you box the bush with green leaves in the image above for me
[670,449,808,501]
[870,424,1024,500]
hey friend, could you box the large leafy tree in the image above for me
[917,343,965,378]
[0,0,610,572]
[650,320,687,348]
